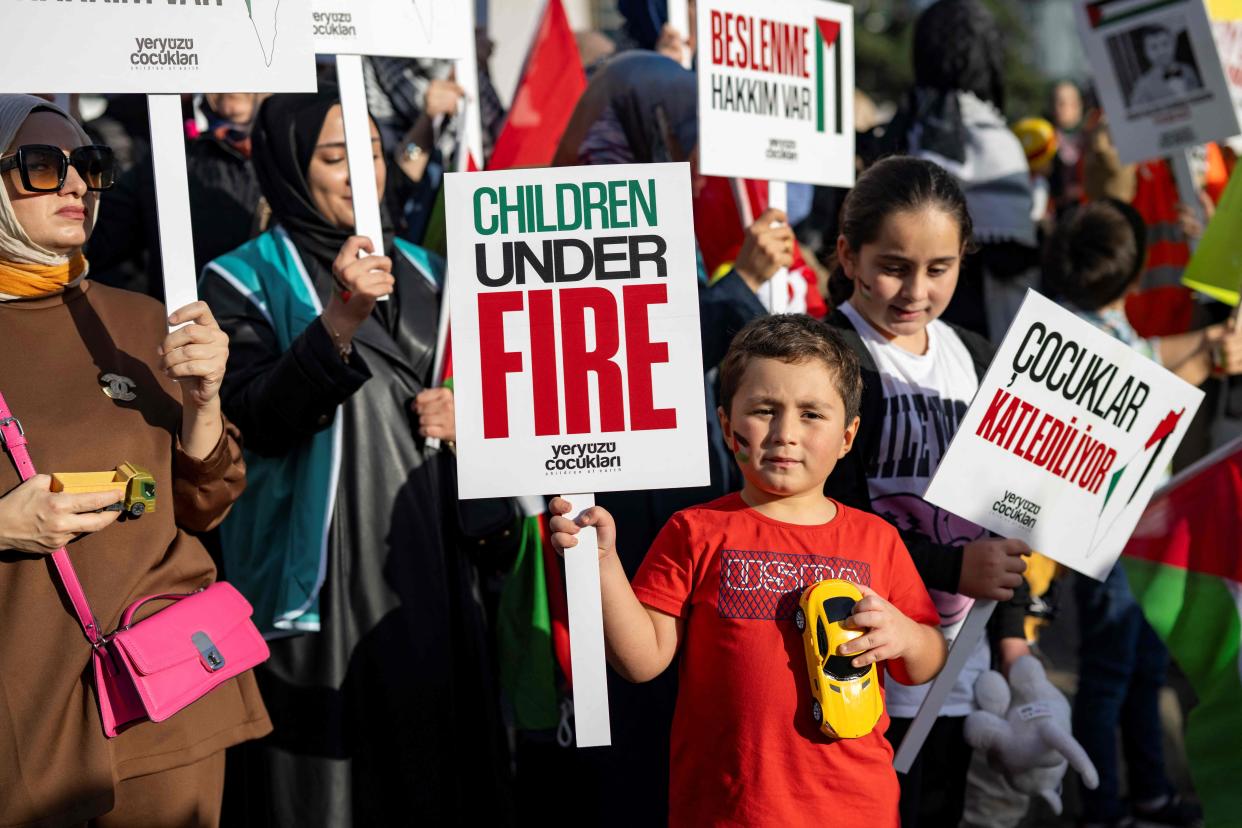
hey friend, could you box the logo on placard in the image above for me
[130,37,200,71]
[992,489,1041,528]
[765,138,798,161]
[813,18,844,135]
[544,442,621,475]
[312,11,357,38]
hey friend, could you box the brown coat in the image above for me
[0,281,270,828]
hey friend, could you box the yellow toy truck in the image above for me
[793,579,884,739]
[51,463,157,517]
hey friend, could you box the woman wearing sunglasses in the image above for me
[0,96,270,827]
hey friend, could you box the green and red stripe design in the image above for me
[1122,437,1242,826]
[814,18,843,135]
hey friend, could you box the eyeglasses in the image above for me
[0,144,116,193]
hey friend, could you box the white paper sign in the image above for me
[1,0,315,94]
[696,0,855,187]
[311,0,468,58]
[445,163,710,499]
[1075,0,1240,163]
[924,291,1204,580]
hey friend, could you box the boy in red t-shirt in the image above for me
[550,314,946,827]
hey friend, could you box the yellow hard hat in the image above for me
[1013,117,1059,175]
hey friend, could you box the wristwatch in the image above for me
[402,140,425,164]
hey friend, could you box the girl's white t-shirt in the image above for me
[839,301,989,718]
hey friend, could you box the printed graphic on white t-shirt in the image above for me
[839,301,989,718]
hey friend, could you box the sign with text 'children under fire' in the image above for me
[696,0,855,187]
[445,163,710,499]
[924,291,1204,581]
[1,0,315,94]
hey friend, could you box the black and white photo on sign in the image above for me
[1107,16,1209,112]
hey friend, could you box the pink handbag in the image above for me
[0,392,269,738]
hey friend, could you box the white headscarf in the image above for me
[0,94,95,267]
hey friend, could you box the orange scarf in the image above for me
[0,253,87,299]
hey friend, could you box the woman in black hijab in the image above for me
[201,85,512,826]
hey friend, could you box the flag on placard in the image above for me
[1122,437,1242,827]
[1086,0,1185,29]
[488,0,586,170]
[814,18,844,136]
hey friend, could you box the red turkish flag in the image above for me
[488,0,586,171]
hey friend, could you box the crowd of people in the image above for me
[1,1,1239,826]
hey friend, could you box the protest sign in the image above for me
[924,290,1204,581]
[311,0,471,302]
[445,163,709,499]
[1075,0,1240,164]
[445,163,709,747]
[696,0,855,187]
[2,0,316,318]
[897,290,1204,772]
[2,0,315,94]
[311,0,468,58]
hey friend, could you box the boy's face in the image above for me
[838,207,963,342]
[718,357,859,499]
[1143,30,1174,68]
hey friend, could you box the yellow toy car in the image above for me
[793,579,884,739]
[51,463,156,517]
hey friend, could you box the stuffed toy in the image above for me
[964,654,1099,814]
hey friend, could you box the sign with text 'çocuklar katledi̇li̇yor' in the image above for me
[924,291,1204,581]
[3,0,315,94]
[696,0,855,187]
[445,163,709,500]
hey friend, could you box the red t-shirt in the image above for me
[631,493,939,828]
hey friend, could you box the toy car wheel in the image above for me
[811,699,823,725]
[129,502,145,517]
[794,608,806,633]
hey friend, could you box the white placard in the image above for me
[696,0,855,187]
[1074,0,1240,164]
[924,290,1204,581]
[0,0,315,94]
[445,163,710,499]
[311,0,468,58]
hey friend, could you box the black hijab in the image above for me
[251,83,391,271]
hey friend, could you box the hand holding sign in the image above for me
[734,208,795,293]
[323,236,394,340]
[959,537,1030,602]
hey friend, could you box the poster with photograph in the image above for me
[696,0,855,187]
[0,0,315,93]
[444,163,710,500]
[1075,0,1240,163]
[923,291,1204,581]
[310,0,469,58]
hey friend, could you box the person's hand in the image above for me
[548,497,617,561]
[656,23,689,63]
[413,388,455,442]
[160,301,230,410]
[1206,316,1242,375]
[0,475,122,555]
[960,538,1030,601]
[838,584,921,668]
[424,78,465,119]
[1176,190,1216,240]
[322,236,394,342]
[734,208,795,292]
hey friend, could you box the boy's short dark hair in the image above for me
[1043,199,1147,312]
[718,315,863,422]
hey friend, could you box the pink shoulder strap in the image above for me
[0,391,104,646]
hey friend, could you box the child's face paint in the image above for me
[719,357,859,500]
[838,207,963,354]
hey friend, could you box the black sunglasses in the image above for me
[0,144,116,192]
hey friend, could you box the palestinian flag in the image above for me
[1086,0,1185,30]
[498,497,562,730]
[813,18,844,135]
[1122,436,1242,827]
[1090,408,1185,555]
